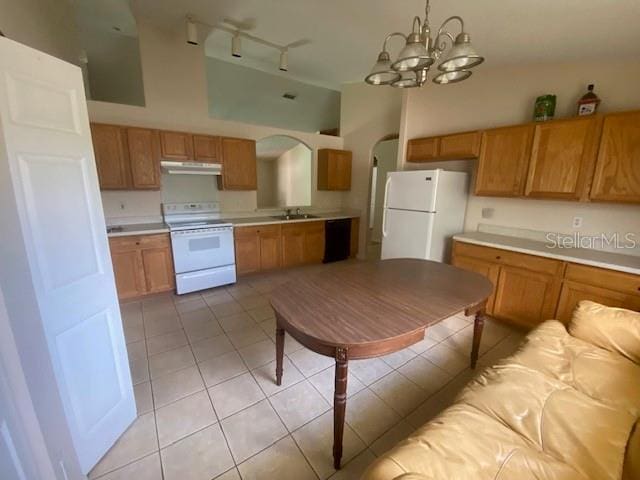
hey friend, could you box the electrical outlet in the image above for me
[120,202,126,210]
[481,208,494,219]
[572,216,583,228]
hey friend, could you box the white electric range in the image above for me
[163,202,236,294]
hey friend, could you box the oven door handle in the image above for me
[171,229,232,239]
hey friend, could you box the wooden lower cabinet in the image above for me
[452,240,640,328]
[234,225,282,275]
[492,266,562,328]
[282,221,325,268]
[109,234,174,300]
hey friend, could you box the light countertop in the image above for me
[106,223,169,237]
[453,231,640,276]
[223,212,359,228]
[106,212,360,237]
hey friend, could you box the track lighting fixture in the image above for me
[279,49,288,71]
[231,32,242,58]
[186,17,198,45]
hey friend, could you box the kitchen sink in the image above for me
[270,213,319,221]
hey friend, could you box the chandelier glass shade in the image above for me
[365,0,484,88]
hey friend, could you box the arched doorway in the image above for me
[255,135,312,209]
[366,136,399,259]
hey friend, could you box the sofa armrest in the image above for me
[568,300,640,364]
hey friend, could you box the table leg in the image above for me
[470,310,485,369]
[275,325,285,386]
[333,347,348,469]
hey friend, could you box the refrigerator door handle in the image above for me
[382,176,392,210]
[382,209,388,238]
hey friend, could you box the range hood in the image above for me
[161,161,222,175]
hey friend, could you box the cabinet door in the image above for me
[281,225,305,268]
[406,137,440,162]
[193,135,220,163]
[475,125,534,196]
[492,266,561,328]
[219,137,257,190]
[451,255,500,315]
[438,131,481,159]
[350,217,359,258]
[303,222,325,264]
[111,250,146,300]
[91,123,130,189]
[590,111,640,203]
[160,130,194,160]
[127,128,161,189]
[525,116,602,200]
[555,280,640,324]
[318,149,352,190]
[234,227,261,275]
[259,226,282,271]
[141,247,174,294]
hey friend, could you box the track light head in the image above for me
[186,17,198,45]
[231,32,242,58]
[279,49,288,72]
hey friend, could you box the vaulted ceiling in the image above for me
[130,0,640,89]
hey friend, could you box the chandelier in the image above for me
[365,0,484,88]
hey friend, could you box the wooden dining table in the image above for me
[270,259,493,469]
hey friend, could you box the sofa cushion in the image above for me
[362,319,640,480]
[569,300,640,364]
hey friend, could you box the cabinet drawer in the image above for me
[109,233,170,252]
[453,241,563,276]
[234,226,260,238]
[565,263,640,297]
[257,224,281,236]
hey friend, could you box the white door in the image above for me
[0,38,135,473]
[381,209,435,260]
[384,170,440,212]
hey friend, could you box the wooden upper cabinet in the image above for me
[474,125,534,196]
[317,149,352,190]
[589,110,640,203]
[160,130,194,160]
[407,137,440,162]
[218,137,257,190]
[91,123,130,190]
[438,131,481,159]
[525,116,602,200]
[127,128,161,189]
[193,135,220,163]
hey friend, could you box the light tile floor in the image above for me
[90,264,525,480]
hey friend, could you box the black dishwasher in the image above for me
[323,218,352,263]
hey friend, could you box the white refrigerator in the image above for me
[381,169,468,262]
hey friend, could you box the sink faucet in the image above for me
[285,208,292,218]
[295,208,301,215]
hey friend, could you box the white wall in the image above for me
[0,0,79,65]
[399,58,640,248]
[89,21,345,221]
[340,82,402,256]
[274,143,312,207]
[371,139,398,243]
[256,159,278,208]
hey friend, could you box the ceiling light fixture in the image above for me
[365,0,483,88]
[185,15,308,74]
[279,49,288,71]
[231,32,242,58]
[186,17,198,45]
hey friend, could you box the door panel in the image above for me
[281,226,305,267]
[590,111,640,203]
[525,116,601,200]
[475,125,534,196]
[438,131,481,159]
[303,222,325,264]
[381,209,434,260]
[219,137,257,190]
[406,137,440,162]
[141,247,174,293]
[493,266,561,328]
[259,227,282,271]
[160,131,193,160]
[90,123,130,189]
[385,170,438,212]
[555,281,640,323]
[451,255,499,314]
[111,250,146,299]
[234,233,261,275]
[127,128,160,189]
[193,135,220,163]
[0,38,136,473]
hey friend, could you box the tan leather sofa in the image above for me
[362,301,640,480]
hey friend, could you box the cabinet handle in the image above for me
[495,255,501,260]
[136,242,140,246]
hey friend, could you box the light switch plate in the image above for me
[572,216,583,228]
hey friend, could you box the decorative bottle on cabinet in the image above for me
[577,84,601,116]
